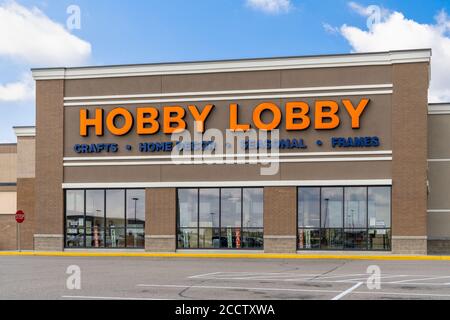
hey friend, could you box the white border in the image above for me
[13,127,36,137]
[64,84,393,101]
[64,90,393,107]
[62,179,393,189]
[428,104,450,115]
[63,156,392,167]
[64,151,393,162]
[32,50,431,80]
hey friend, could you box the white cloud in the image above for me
[340,3,450,102]
[0,73,34,102]
[323,23,339,35]
[0,1,92,103]
[246,0,292,14]
[0,1,91,66]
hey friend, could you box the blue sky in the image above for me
[1,0,450,141]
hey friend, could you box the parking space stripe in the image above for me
[388,276,450,284]
[331,282,364,300]
[136,283,450,299]
[137,284,342,295]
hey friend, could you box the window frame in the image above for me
[64,188,146,249]
[176,187,264,250]
[297,186,392,252]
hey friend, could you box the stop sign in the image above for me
[15,210,25,224]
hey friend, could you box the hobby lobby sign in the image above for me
[79,98,370,136]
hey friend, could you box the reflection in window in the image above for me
[177,188,264,250]
[243,189,263,228]
[221,189,241,228]
[344,187,367,228]
[368,187,391,228]
[127,190,145,226]
[298,186,391,251]
[199,189,220,228]
[321,188,343,228]
[106,190,125,248]
[298,188,320,228]
[65,189,145,249]
[65,190,85,248]
[86,190,105,248]
[178,189,198,228]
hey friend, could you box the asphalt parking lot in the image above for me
[1,256,450,300]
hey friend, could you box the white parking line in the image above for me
[336,275,409,283]
[138,284,342,295]
[188,272,450,287]
[388,276,450,284]
[331,282,364,300]
[137,284,450,298]
[188,272,222,279]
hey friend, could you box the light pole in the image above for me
[132,198,139,224]
[132,197,139,247]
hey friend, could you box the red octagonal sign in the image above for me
[15,210,25,224]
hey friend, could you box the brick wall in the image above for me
[264,187,297,253]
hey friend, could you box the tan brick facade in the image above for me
[34,80,64,251]
[145,188,177,252]
[16,178,35,250]
[264,187,297,253]
[391,63,429,254]
[0,215,17,250]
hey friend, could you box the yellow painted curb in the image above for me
[1,251,450,261]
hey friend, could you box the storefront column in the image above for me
[391,62,429,255]
[145,188,177,252]
[34,80,64,251]
[263,187,297,253]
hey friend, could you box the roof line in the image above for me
[31,49,432,81]
[31,49,432,72]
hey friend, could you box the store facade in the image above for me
[6,49,437,254]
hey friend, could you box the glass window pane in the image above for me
[344,229,368,250]
[86,190,105,229]
[199,189,220,228]
[298,229,320,249]
[65,190,85,248]
[127,190,145,228]
[221,189,241,228]
[106,228,126,248]
[177,228,198,249]
[126,228,145,248]
[86,228,105,248]
[243,188,263,228]
[321,188,343,228]
[298,188,320,228]
[106,190,125,228]
[220,228,241,249]
[368,187,391,228]
[320,229,343,250]
[199,228,220,249]
[178,189,198,228]
[242,229,264,249]
[344,187,367,228]
[369,229,391,250]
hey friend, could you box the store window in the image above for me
[177,188,263,250]
[65,189,145,249]
[298,186,391,251]
[65,190,85,248]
